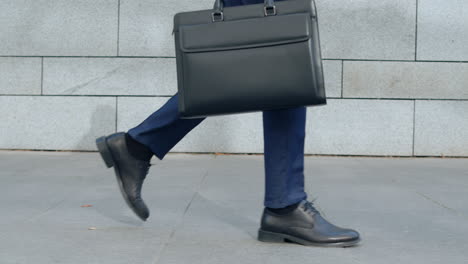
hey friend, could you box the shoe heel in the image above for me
[96,136,114,168]
[258,229,285,243]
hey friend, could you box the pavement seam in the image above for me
[152,154,216,264]
[414,190,459,214]
[389,174,465,218]
[24,197,67,222]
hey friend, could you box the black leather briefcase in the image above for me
[173,0,326,119]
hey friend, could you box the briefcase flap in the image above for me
[179,12,312,53]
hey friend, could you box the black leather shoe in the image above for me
[95,132,151,221]
[258,200,360,247]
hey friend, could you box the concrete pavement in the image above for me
[1,150,467,264]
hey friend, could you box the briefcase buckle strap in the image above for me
[213,6,275,21]
[264,5,277,16]
[212,0,276,22]
[212,11,224,22]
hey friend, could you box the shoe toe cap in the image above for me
[130,199,150,221]
[339,228,360,241]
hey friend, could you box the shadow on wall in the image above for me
[179,116,234,153]
[75,104,116,151]
[154,95,237,154]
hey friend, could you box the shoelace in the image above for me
[137,161,153,180]
[133,161,153,195]
[303,199,320,215]
[144,162,155,178]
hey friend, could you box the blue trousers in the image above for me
[128,0,306,208]
[128,93,307,208]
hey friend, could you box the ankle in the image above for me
[266,201,301,215]
[125,133,154,161]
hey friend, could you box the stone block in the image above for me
[117,97,415,156]
[116,96,264,153]
[414,100,468,156]
[417,0,468,61]
[0,0,118,56]
[0,57,42,95]
[43,58,176,96]
[0,96,116,150]
[343,61,468,99]
[306,99,414,156]
[323,60,342,98]
[315,0,416,60]
[119,0,213,56]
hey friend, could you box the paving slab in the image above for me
[0,151,212,264]
[0,151,467,264]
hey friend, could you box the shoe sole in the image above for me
[96,136,115,168]
[96,135,148,221]
[258,229,360,248]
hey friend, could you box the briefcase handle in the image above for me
[212,0,277,22]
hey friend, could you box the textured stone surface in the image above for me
[306,99,414,156]
[343,61,468,99]
[0,0,118,56]
[117,97,414,156]
[0,57,42,95]
[117,96,264,153]
[42,57,339,97]
[43,58,176,96]
[315,0,416,60]
[119,0,213,56]
[414,100,468,156]
[0,151,211,264]
[0,96,116,150]
[2,151,468,264]
[417,0,468,61]
[322,60,342,97]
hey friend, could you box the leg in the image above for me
[223,0,302,209]
[260,107,361,247]
[262,106,308,208]
[96,93,204,221]
[127,93,205,160]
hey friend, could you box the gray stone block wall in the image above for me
[0,0,466,157]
